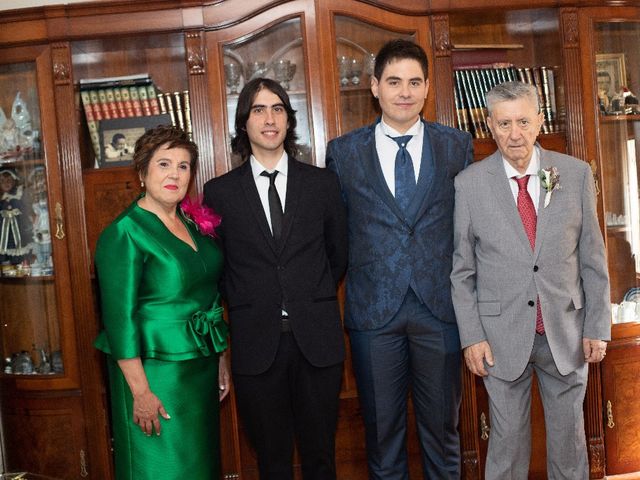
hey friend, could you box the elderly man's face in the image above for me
[487,96,544,173]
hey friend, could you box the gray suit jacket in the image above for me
[451,146,611,381]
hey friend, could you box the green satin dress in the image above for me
[94,198,227,480]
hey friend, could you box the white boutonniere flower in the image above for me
[538,167,561,208]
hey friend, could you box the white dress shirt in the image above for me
[250,152,288,234]
[503,147,541,213]
[375,118,424,196]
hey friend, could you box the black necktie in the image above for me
[388,135,416,213]
[260,170,283,241]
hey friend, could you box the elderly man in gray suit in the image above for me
[451,81,611,479]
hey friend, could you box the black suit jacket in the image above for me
[203,158,348,375]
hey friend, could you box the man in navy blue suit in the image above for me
[326,39,473,479]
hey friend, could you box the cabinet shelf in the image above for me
[0,275,54,283]
[599,113,640,123]
[0,158,45,168]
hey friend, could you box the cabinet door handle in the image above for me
[589,160,601,196]
[55,202,65,240]
[80,449,88,477]
[480,411,490,440]
[607,400,615,428]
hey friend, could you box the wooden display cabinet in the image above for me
[0,44,109,479]
[577,7,640,475]
[1,1,640,479]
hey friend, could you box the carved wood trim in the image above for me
[431,14,456,128]
[560,8,587,162]
[432,14,450,57]
[186,30,206,75]
[185,30,215,190]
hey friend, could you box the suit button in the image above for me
[408,229,414,236]
[277,265,284,271]
[533,266,539,272]
[528,300,535,307]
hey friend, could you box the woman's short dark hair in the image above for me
[133,125,198,177]
[374,39,429,81]
[231,78,298,161]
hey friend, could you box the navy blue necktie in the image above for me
[260,170,283,241]
[388,135,416,213]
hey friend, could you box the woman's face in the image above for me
[140,143,191,209]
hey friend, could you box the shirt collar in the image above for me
[502,146,540,178]
[250,151,289,180]
[380,117,422,138]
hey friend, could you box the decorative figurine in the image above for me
[11,91,32,134]
[0,168,34,265]
[28,166,53,275]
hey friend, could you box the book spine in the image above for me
[129,86,143,117]
[147,84,161,115]
[182,90,193,138]
[112,88,127,118]
[531,67,549,134]
[120,87,135,117]
[104,88,120,119]
[541,66,557,132]
[163,93,177,126]
[458,70,482,139]
[453,73,470,134]
[538,66,555,133]
[468,69,489,138]
[173,91,185,131]
[138,85,152,116]
[88,89,103,121]
[80,90,101,158]
[157,92,168,114]
[97,88,112,120]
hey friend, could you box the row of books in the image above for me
[79,73,192,162]
[454,65,559,139]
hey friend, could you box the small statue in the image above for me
[27,166,52,275]
[0,168,34,264]
[0,118,26,157]
[11,91,32,134]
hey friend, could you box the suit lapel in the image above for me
[485,153,534,256]
[361,122,409,224]
[410,121,437,224]
[278,158,302,254]
[533,145,553,261]
[239,161,279,254]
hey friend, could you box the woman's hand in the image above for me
[218,351,231,401]
[132,389,170,436]
[117,357,171,435]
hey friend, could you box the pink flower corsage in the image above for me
[180,195,221,238]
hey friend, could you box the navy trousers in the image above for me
[349,289,462,479]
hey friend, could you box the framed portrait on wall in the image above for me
[596,53,627,103]
[97,114,172,168]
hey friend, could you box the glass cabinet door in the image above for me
[0,61,63,379]
[333,16,414,135]
[222,17,313,165]
[592,21,640,326]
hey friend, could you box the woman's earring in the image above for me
[140,181,145,188]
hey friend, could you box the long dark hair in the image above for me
[230,77,298,161]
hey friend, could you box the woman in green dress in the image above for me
[94,125,229,479]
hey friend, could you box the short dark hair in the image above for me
[231,77,298,161]
[374,39,428,81]
[111,133,126,145]
[133,125,198,178]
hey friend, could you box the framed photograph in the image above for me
[596,53,627,101]
[97,114,172,168]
